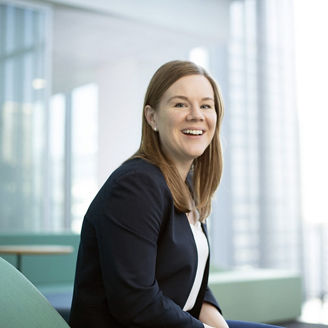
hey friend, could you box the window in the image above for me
[50,84,98,232]
[190,47,209,71]
[0,1,51,231]
[209,0,302,273]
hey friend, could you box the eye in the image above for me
[174,102,187,108]
[201,104,212,109]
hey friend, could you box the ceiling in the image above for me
[50,0,229,92]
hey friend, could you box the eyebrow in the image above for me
[167,95,215,102]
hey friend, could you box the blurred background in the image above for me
[0,0,327,324]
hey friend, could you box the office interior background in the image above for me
[0,0,327,323]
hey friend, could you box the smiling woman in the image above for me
[138,61,224,221]
[69,60,283,328]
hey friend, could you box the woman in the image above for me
[69,61,281,328]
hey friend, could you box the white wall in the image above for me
[96,58,144,183]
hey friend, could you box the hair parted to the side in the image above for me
[133,60,224,222]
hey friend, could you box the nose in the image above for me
[186,105,204,121]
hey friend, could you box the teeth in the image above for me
[183,129,203,135]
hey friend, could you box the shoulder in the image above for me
[99,158,171,205]
[86,158,173,238]
[110,158,166,186]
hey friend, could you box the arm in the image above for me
[199,302,229,328]
[200,260,224,327]
[203,286,222,314]
[95,170,204,327]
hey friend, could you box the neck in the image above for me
[174,160,193,181]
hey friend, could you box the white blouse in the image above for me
[183,220,209,311]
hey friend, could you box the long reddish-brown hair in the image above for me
[133,60,224,221]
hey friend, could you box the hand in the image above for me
[199,302,229,328]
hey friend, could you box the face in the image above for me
[146,74,217,169]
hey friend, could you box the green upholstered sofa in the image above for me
[0,233,303,324]
[0,232,79,321]
[209,269,302,323]
[0,257,70,328]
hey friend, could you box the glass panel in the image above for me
[49,93,65,230]
[189,47,209,70]
[0,2,50,232]
[227,0,300,271]
[71,83,98,232]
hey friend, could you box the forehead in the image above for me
[163,74,214,100]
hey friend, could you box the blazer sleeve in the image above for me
[203,286,222,314]
[92,170,204,328]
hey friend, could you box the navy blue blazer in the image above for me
[69,158,221,328]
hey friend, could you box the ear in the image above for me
[144,105,157,131]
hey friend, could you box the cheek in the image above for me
[158,112,183,131]
[208,112,217,130]
[157,114,178,144]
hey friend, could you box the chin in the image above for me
[188,150,206,160]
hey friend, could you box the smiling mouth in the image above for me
[182,129,204,136]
